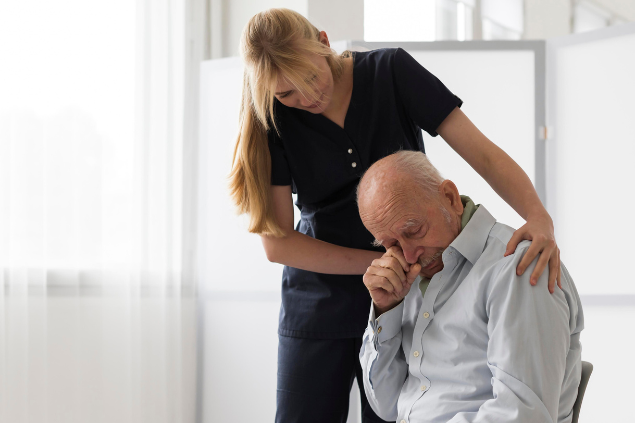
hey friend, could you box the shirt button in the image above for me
[351,162,357,168]
[377,326,382,334]
[413,351,419,357]
[348,148,353,154]
[421,385,427,391]
[423,312,430,319]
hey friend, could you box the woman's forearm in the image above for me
[477,145,549,222]
[437,107,550,222]
[261,231,383,275]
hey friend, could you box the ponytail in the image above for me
[229,72,285,237]
[229,8,348,236]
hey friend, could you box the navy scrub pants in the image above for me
[276,335,394,423]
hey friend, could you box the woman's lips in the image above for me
[307,93,324,108]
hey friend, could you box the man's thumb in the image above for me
[407,263,421,283]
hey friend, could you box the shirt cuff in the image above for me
[368,300,405,345]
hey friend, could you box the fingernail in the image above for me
[530,279,536,285]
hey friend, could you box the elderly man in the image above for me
[357,151,584,423]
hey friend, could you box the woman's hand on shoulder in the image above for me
[505,212,562,294]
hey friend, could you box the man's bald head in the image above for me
[357,151,445,216]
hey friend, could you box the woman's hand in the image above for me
[363,246,421,315]
[504,213,562,294]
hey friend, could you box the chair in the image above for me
[572,361,593,423]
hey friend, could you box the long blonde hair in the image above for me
[228,8,349,237]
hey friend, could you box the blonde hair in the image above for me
[228,8,349,237]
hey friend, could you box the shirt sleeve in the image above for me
[359,300,408,422]
[392,47,463,137]
[448,245,578,423]
[267,130,292,186]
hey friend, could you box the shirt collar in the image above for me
[449,204,496,265]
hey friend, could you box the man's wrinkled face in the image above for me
[360,188,461,279]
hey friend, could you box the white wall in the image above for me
[216,0,365,58]
[219,0,308,57]
[524,0,572,39]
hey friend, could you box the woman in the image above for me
[230,8,561,423]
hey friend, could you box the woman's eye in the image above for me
[279,92,291,99]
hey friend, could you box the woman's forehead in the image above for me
[275,74,295,92]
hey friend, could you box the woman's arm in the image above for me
[436,107,561,293]
[260,185,383,275]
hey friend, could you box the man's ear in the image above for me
[318,31,330,47]
[439,180,463,216]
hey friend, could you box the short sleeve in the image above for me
[393,47,463,137]
[267,130,292,186]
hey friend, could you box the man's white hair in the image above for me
[391,150,445,199]
[357,150,445,204]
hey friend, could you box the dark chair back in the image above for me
[572,361,593,423]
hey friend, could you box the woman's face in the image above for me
[273,49,335,114]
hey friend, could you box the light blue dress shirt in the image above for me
[359,205,584,423]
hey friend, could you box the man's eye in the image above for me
[413,226,426,237]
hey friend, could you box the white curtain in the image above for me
[0,0,209,421]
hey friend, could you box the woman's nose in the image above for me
[298,96,313,107]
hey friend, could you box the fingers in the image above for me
[545,247,560,294]
[406,263,421,284]
[374,256,407,284]
[367,264,406,295]
[505,227,526,257]
[384,246,411,272]
[531,250,552,293]
[557,248,562,290]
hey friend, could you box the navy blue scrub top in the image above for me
[268,48,463,339]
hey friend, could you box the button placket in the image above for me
[346,145,360,171]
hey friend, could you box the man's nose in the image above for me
[402,242,422,265]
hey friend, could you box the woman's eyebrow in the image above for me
[275,89,292,95]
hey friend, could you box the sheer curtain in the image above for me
[0,0,208,421]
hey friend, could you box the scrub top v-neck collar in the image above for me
[293,52,366,166]
[299,54,362,142]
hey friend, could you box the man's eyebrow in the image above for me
[400,219,420,230]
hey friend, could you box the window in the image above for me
[364,0,524,41]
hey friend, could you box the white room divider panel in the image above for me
[547,25,635,296]
[546,23,635,423]
[197,42,542,423]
